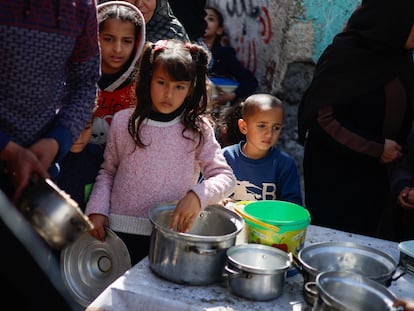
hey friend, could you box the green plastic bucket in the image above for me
[239,200,311,255]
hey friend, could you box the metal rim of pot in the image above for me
[226,243,292,274]
[295,241,398,286]
[148,202,245,242]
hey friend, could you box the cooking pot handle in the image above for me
[185,245,219,255]
[291,253,303,273]
[303,281,318,306]
[224,264,250,279]
[391,265,406,282]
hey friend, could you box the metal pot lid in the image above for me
[298,242,397,281]
[226,243,291,274]
[60,228,131,307]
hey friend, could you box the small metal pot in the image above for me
[17,178,93,249]
[224,244,291,301]
[148,202,244,285]
[294,242,398,287]
[308,271,398,311]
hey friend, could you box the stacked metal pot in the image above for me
[295,241,406,310]
[148,202,296,301]
[309,271,399,311]
[148,202,410,307]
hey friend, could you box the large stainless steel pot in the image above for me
[224,244,291,301]
[310,271,398,311]
[17,178,93,249]
[295,242,398,287]
[148,202,244,285]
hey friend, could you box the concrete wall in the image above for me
[206,0,361,94]
[205,0,361,192]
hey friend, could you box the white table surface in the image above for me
[86,225,414,311]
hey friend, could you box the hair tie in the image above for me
[150,40,169,64]
[185,42,197,53]
[185,42,201,64]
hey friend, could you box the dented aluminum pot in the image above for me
[148,202,244,285]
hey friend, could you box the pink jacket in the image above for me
[85,108,235,235]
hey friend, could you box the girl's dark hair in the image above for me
[98,2,144,41]
[129,40,210,148]
[217,103,245,147]
[205,6,229,46]
[98,2,145,40]
[206,6,224,27]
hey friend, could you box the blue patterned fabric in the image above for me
[0,1,101,162]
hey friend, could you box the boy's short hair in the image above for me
[241,94,283,119]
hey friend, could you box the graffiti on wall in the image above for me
[301,0,360,61]
[207,0,273,75]
[205,0,362,93]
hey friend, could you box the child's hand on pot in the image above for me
[88,213,109,241]
[170,191,201,233]
[219,197,236,207]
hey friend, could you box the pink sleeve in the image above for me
[85,111,123,216]
[191,119,235,208]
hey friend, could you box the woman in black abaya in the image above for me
[297,0,414,238]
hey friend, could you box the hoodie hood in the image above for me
[97,1,146,91]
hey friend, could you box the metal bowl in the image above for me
[296,242,397,286]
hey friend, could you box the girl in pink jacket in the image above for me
[86,39,235,264]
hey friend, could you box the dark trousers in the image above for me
[114,231,151,266]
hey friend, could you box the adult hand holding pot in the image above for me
[0,140,54,203]
[87,213,109,241]
[170,190,201,233]
[397,186,414,209]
